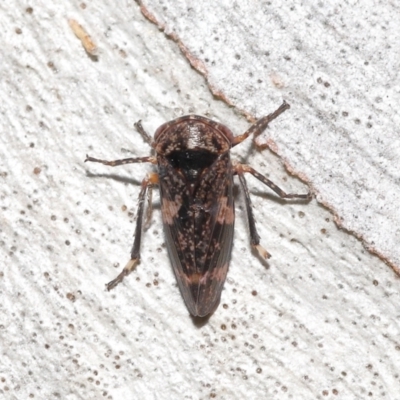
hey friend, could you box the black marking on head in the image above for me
[166,150,219,183]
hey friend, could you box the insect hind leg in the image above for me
[236,166,271,259]
[237,164,311,200]
[235,164,310,260]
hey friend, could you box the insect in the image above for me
[85,101,310,317]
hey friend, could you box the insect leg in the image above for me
[235,164,311,259]
[106,172,159,290]
[236,164,311,200]
[134,120,153,145]
[85,155,156,166]
[144,173,159,228]
[232,101,290,146]
[236,166,271,259]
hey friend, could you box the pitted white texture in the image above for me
[2,1,400,399]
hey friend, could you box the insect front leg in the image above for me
[232,101,290,146]
[106,172,159,291]
[85,152,158,290]
[235,164,311,259]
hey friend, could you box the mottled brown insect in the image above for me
[85,102,310,317]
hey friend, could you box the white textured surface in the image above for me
[140,0,400,272]
[1,1,400,399]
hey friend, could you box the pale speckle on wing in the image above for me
[210,262,229,281]
[177,230,195,253]
[162,197,181,225]
[183,272,210,285]
[216,197,235,224]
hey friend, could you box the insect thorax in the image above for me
[154,117,233,155]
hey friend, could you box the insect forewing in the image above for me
[158,152,234,316]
